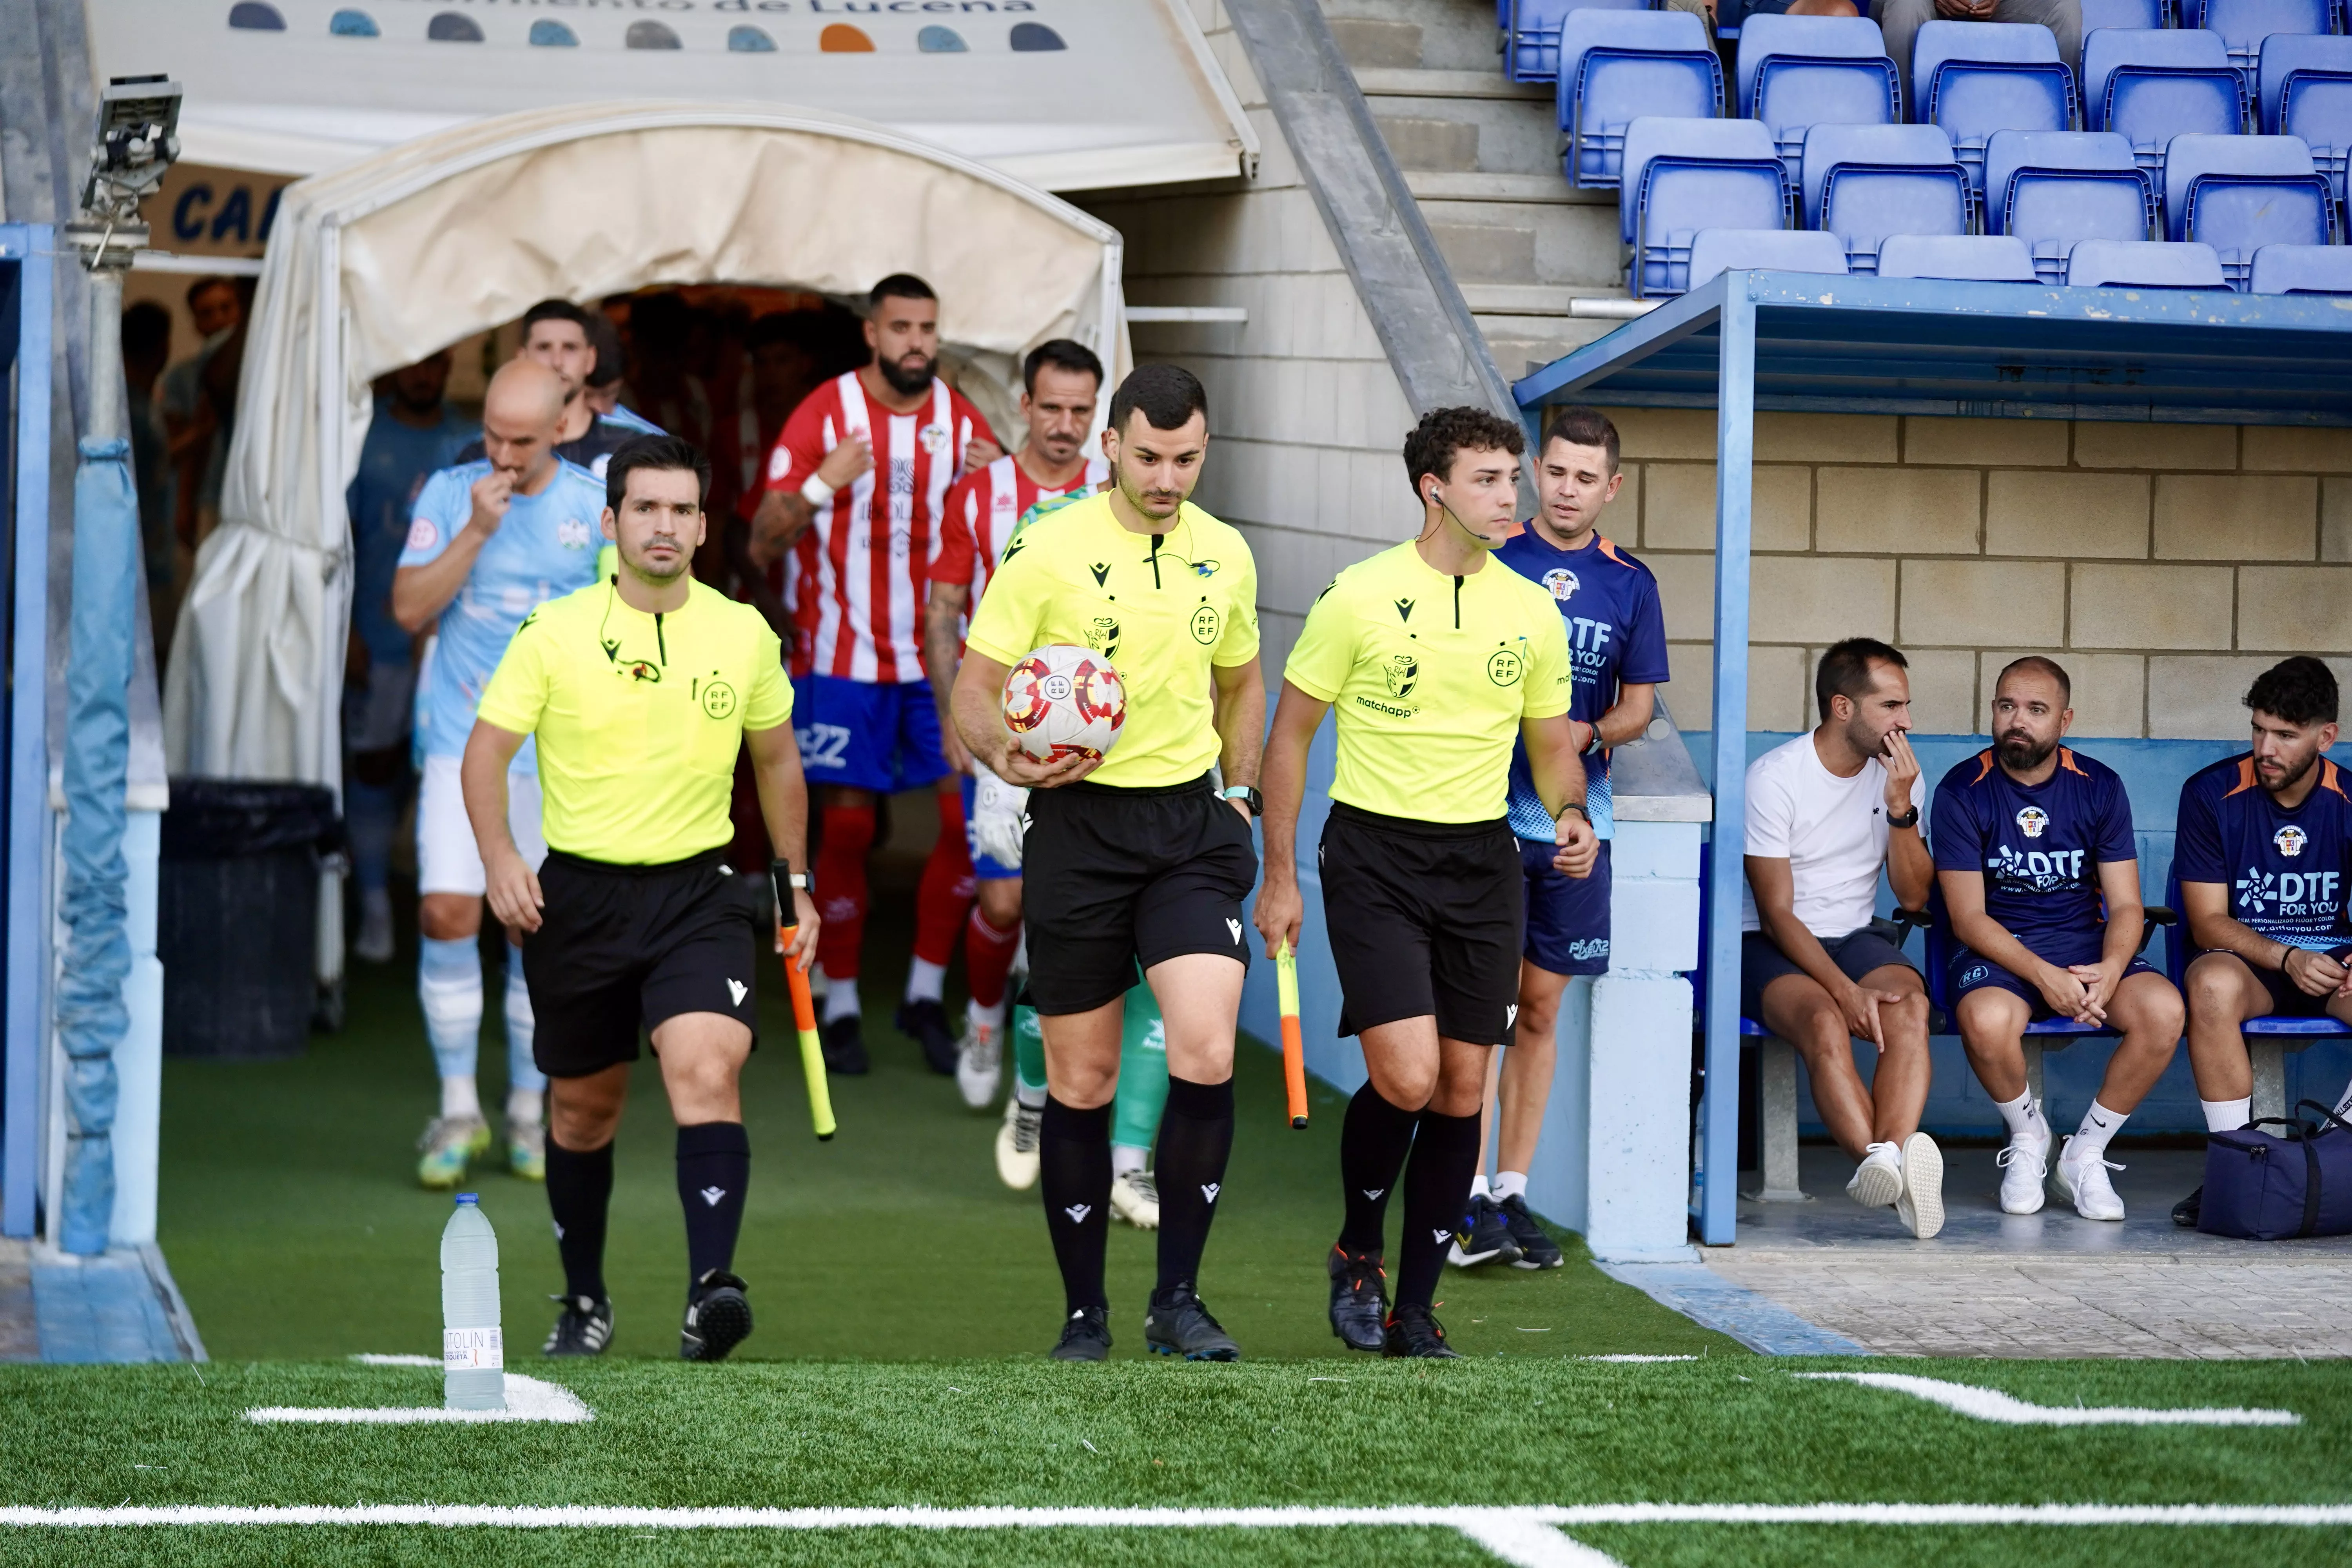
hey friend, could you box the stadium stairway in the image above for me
[1322,0,1636,377]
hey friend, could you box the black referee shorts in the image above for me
[1022,773,1258,1016]
[522,849,760,1079]
[1319,803,1522,1047]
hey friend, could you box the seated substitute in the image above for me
[2171,657,2352,1229]
[1743,638,1942,1238]
[1933,656,2182,1222]
[1258,406,1596,1358]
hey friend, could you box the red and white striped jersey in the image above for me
[763,370,995,684]
[935,452,1111,612]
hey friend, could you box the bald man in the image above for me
[393,360,613,1189]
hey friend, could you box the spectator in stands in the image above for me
[121,301,174,608]
[1933,656,2181,1223]
[343,348,476,963]
[1665,0,1860,31]
[1877,0,2081,119]
[1743,638,1944,1238]
[161,274,245,550]
[2170,657,2352,1229]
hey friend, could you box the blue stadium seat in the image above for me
[2165,132,2337,287]
[1913,22,2078,205]
[2083,30,2249,177]
[1621,116,1792,297]
[1876,233,2042,279]
[2065,237,2231,285]
[1507,0,1655,83]
[2250,241,2352,290]
[1803,123,1970,274]
[1737,15,1899,180]
[2263,35,2352,206]
[2192,0,2334,90]
[1984,129,2160,283]
[1686,227,1851,290]
[1556,10,1725,189]
[2081,0,2171,35]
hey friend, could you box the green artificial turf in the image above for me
[156,907,1733,1363]
[2,1357,2350,1566]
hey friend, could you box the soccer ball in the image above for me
[1001,644,1126,763]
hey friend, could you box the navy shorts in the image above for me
[791,673,948,794]
[1949,935,2156,1020]
[1522,837,1611,976]
[962,771,1019,882]
[2229,944,2352,1017]
[1740,922,1917,1022]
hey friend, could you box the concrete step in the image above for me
[1354,67,1550,102]
[1323,0,1506,71]
[1404,170,1612,207]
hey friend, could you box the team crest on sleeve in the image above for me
[2277,825,2308,857]
[407,517,438,552]
[918,423,952,456]
[2015,806,2049,838]
[1541,568,1580,602]
[767,446,790,483]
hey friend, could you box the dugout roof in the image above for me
[1513,270,2352,1247]
[88,0,1257,193]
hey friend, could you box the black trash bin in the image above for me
[160,778,340,1060]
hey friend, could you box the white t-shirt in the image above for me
[1740,732,1925,937]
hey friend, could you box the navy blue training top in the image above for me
[1931,746,2139,955]
[2174,752,2352,951]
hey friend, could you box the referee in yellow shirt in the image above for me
[463,434,820,1365]
[949,365,1264,1363]
[1256,407,1596,1359]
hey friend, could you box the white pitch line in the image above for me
[1795,1372,2301,1426]
[7,1503,2352,1529]
[245,1374,592,1425]
[1577,1355,1697,1363]
[1454,1514,1627,1566]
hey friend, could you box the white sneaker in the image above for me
[2051,1138,2127,1221]
[1996,1124,2052,1215]
[995,1096,1042,1191]
[1895,1131,1945,1239]
[353,892,395,964]
[1111,1169,1160,1229]
[1846,1142,1904,1209]
[955,1018,1003,1110]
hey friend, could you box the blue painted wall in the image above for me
[1687,730,2352,1135]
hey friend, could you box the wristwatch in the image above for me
[1557,801,1591,824]
[770,859,814,905]
[1886,804,1921,829]
[1221,784,1263,818]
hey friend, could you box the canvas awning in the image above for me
[162,100,1133,787]
[86,0,1257,192]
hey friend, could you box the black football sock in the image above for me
[1040,1096,1114,1314]
[544,1135,613,1303]
[1396,1108,1482,1311]
[1338,1082,1421,1256]
[1153,1074,1235,1294]
[676,1121,750,1290]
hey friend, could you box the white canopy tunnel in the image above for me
[162,100,1132,789]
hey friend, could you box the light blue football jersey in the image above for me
[398,457,609,766]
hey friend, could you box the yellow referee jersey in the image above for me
[964,491,1259,789]
[477,576,791,863]
[1284,540,1573,823]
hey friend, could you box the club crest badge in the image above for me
[2015,806,2050,839]
[1383,653,1418,699]
[918,423,952,456]
[2277,825,2308,858]
[1541,567,1579,602]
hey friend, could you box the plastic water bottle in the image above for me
[441,1193,506,1411]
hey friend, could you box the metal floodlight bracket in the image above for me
[70,73,181,274]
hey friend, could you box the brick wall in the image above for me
[1601,408,2352,740]
[1076,2,1425,686]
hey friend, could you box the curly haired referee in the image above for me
[463,434,820,1364]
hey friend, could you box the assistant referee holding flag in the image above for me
[465,434,820,1363]
[951,364,1265,1363]
[1257,407,1595,1358]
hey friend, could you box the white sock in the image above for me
[822,968,861,1024]
[1993,1091,2045,1141]
[2203,1097,2252,1133]
[361,886,392,925]
[506,1086,544,1127]
[2336,1080,2352,1118]
[1014,1079,1047,1111]
[1469,1171,1490,1201]
[968,997,1006,1038]
[1493,1169,1528,1203]
[2068,1100,2127,1162]
[440,1074,481,1121]
[1111,1144,1147,1179]
[905,956,947,1005]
